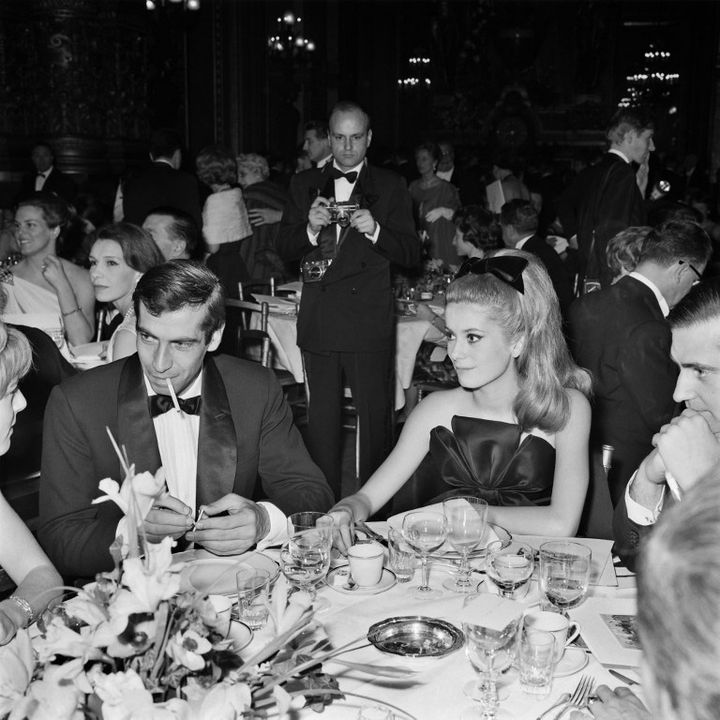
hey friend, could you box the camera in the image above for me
[302,258,333,283]
[327,201,359,228]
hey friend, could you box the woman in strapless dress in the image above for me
[332,249,592,547]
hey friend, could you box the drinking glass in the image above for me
[442,497,488,593]
[279,528,331,610]
[286,514,334,611]
[517,628,555,696]
[462,595,522,719]
[539,541,592,615]
[402,510,448,599]
[235,568,271,630]
[485,541,535,600]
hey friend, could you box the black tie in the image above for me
[329,168,358,183]
[148,394,201,417]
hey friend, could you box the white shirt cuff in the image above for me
[625,470,666,525]
[307,225,319,246]
[365,222,380,244]
[256,502,288,550]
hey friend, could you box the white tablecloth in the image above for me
[250,528,641,720]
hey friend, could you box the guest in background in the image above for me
[302,120,333,168]
[408,141,461,267]
[16,142,76,205]
[605,226,652,282]
[1,192,94,348]
[237,153,291,282]
[122,128,202,228]
[89,223,164,362]
[491,151,531,205]
[450,205,503,262]
[195,145,251,299]
[331,251,591,545]
[142,207,205,262]
[0,321,63,644]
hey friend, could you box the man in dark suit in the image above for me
[122,129,202,228]
[558,109,654,289]
[38,261,332,580]
[436,141,483,206]
[613,278,720,570]
[16,142,77,205]
[570,221,711,507]
[500,199,572,318]
[277,101,420,499]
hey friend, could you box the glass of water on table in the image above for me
[538,540,592,616]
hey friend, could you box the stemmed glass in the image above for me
[442,497,488,593]
[461,594,522,720]
[402,510,448,599]
[538,541,592,616]
[279,528,332,611]
[485,541,535,600]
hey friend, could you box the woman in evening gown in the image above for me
[332,250,591,545]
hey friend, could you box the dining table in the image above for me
[233,524,643,720]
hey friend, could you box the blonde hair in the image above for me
[446,249,591,432]
[0,321,32,397]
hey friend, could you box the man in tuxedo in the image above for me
[302,120,332,169]
[613,278,720,570]
[436,141,482,206]
[38,261,333,579]
[277,101,420,499]
[500,199,572,318]
[570,221,711,507]
[16,142,76,205]
[122,129,202,228]
[559,109,654,289]
[142,207,204,261]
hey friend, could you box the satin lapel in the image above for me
[196,357,237,506]
[116,356,161,474]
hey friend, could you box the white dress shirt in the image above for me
[35,167,53,191]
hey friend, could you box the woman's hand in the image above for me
[424,207,454,223]
[330,508,355,555]
[0,608,19,646]
[41,255,70,292]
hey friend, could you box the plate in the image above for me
[432,523,513,560]
[367,616,464,658]
[177,551,279,596]
[326,567,397,595]
[228,620,253,652]
[554,646,588,677]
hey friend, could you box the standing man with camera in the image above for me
[278,101,420,500]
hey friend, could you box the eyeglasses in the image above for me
[679,260,703,284]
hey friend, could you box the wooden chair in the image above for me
[223,299,271,366]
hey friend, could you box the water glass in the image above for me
[280,529,331,608]
[443,496,488,593]
[235,568,271,630]
[518,629,555,696]
[485,541,535,600]
[402,510,448,599]
[539,541,592,614]
[387,527,417,582]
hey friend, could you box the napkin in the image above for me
[269,575,313,634]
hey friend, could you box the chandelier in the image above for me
[267,11,316,61]
[146,0,200,10]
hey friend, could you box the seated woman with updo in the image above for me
[333,250,591,547]
[0,321,63,644]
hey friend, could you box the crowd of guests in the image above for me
[1,102,720,719]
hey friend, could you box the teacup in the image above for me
[523,609,580,663]
[347,541,385,586]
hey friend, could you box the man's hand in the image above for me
[144,494,193,543]
[653,408,720,492]
[569,685,651,720]
[248,207,282,226]
[186,494,269,555]
[350,208,377,236]
[308,196,331,234]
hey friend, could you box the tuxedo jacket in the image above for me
[277,163,421,353]
[17,167,77,204]
[122,162,202,228]
[569,276,678,497]
[37,354,333,578]
[560,153,645,287]
[521,234,572,318]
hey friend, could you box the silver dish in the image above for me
[367,616,464,658]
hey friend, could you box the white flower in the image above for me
[92,467,166,520]
[165,630,211,671]
[122,537,180,612]
[32,617,104,664]
[0,630,34,716]
[196,682,252,720]
[92,669,162,720]
[63,592,108,627]
[12,661,86,720]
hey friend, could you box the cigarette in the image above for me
[165,378,182,413]
[191,507,205,533]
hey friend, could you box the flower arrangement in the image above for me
[0,434,343,720]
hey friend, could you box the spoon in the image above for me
[344,571,358,591]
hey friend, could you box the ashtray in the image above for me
[367,616,464,657]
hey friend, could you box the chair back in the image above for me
[222,299,270,365]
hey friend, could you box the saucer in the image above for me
[326,567,397,595]
[554,647,588,677]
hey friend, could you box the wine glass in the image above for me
[402,510,448,599]
[279,528,331,610]
[538,541,592,616]
[485,541,535,600]
[461,594,522,719]
[442,497,488,593]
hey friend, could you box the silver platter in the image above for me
[367,616,465,658]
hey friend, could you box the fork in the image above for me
[551,674,594,720]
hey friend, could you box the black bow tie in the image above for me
[329,168,358,183]
[36,172,47,177]
[149,394,201,417]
